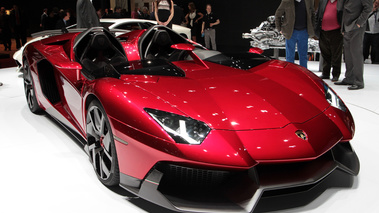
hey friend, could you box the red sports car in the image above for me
[22,26,359,212]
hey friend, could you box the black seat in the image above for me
[144,29,174,60]
[81,33,125,69]
[78,31,127,79]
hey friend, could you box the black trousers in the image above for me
[363,33,379,64]
[319,29,343,78]
[14,25,27,49]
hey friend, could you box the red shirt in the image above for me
[322,0,341,31]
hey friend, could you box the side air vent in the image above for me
[37,60,61,104]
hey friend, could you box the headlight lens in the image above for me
[324,84,347,112]
[145,108,211,145]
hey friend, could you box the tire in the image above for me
[86,100,120,186]
[23,59,42,114]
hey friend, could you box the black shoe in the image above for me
[334,81,352,85]
[319,75,330,79]
[348,85,364,90]
[331,77,339,82]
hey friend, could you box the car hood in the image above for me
[128,61,329,130]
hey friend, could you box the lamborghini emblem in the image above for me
[295,130,307,141]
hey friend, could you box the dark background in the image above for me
[173,0,281,51]
[6,0,281,52]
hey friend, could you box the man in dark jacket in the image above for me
[10,5,28,50]
[334,0,372,90]
[315,0,344,82]
[275,0,315,68]
[172,2,184,25]
[55,10,71,31]
[76,0,100,28]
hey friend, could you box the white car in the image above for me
[100,18,191,39]
[13,18,191,69]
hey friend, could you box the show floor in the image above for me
[1,62,379,213]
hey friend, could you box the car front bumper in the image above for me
[119,141,359,213]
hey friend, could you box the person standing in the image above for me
[131,7,141,19]
[154,0,174,29]
[363,0,379,64]
[334,0,372,90]
[76,0,100,28]
[315,0,344,82]
[10,4,28,50]
[55,10,71,30]
[201,4,220,50]
[140,7,151,20]
[40,8,48,30]
[172,1,184,25]
[185,2,203,42]
[275,0,316,68]
[0,7,12,51]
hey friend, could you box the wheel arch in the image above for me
[84,94,99,112]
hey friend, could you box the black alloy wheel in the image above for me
[86,100,120,186]
[23,60,42,113]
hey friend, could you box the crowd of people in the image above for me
[0,1,221,53]
[0,0,220,87]
[276,0,378,90]
[0,5,28,51]
[1,0,378,89]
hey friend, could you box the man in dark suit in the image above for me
[76,0,100,28]
[172,1,184,25]
[55,10,71,30]
[10,4,28,49]
[335,0,372,90]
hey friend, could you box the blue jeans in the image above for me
[285,29,309,68]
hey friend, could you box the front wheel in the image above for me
[86,100,120,186]
[23,59,42,114]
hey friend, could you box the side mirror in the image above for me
[171,43,195,51]
[249,47,264,55]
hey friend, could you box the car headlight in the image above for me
[145,108,211,145]
[324,84,347,112]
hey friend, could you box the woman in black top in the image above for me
[185,2,203,42]
[154,0,174,29]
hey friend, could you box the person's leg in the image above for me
[340,31,354,84]
[319,30,332,78]
[5,33,11,51]
[349,28,365,87]
[370,33,379,64]
[191,27,197,42]
[363,33,370,61]
[297,29,309,68]
[329,29,343,79]
[14,30,21,50]
[204,29,210,49]
[285,31,296,64]
[210,29,217,50]
[20,29,27,46]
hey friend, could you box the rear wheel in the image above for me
[86,100,120,186]
[23,59,42,113]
